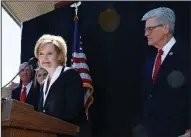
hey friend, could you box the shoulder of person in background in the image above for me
[178,129,190,137]
[132,124,148,137]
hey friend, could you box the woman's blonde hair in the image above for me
[34,34,67,66]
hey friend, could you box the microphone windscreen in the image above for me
[28,57,38,65]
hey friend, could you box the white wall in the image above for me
[2,7,21,87]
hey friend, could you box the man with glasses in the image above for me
[137,7,190,137]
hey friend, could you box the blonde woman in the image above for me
[34,34,89,137]
[35,67,48,85]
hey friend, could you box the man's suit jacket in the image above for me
[38,67,87,130]
[12,82,40,110]
[142,40,190,137]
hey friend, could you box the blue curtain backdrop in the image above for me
[21,1,190,137]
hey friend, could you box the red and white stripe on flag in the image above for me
[72,52,94,120]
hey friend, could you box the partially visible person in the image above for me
[2,87,12,99]
[33,67,48,93]
[178,129,191,137]
[34,34,89,137]
[35,67,48,84]
[10,82,19,90]
[12,62,40,110]
[134,7,190,137]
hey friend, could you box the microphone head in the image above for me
[28,57,38,65]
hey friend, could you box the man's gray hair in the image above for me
[141,7,175,34]
[19,62,34,75]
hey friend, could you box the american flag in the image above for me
[71,15,94,120]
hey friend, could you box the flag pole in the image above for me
[70,1,94,121]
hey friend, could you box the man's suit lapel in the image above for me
[154,42,179,86]
[26,83,34,102]
[16,86,22,100]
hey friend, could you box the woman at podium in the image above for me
[34,34,89,137]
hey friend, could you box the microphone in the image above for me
[28,57,38,65]
[1,57,38,89]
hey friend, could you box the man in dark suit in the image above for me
[12,62,39,110]
[138,7,190,137]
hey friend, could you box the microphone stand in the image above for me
[1,63,29,89]
[1,57,38,89]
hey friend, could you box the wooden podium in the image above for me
[1,99,79,137]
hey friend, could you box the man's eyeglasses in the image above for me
[145,24,164,33]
